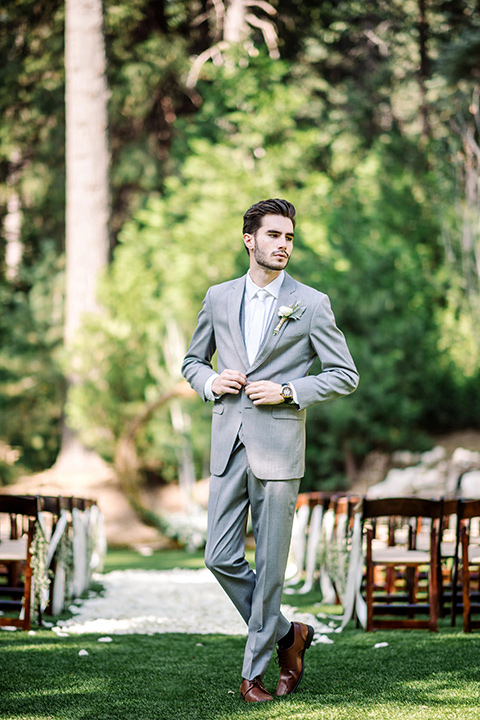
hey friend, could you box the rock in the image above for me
[459,471,480,498]
[367,467,417,498]
[451,447,480,469]
[391,450,421,467]
[420,446,446,467]
[410,468,445,494]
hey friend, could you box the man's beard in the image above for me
[253,243,290,271]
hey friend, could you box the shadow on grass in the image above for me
[1,626,480,720]
[102,548,256,574]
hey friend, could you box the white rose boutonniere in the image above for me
[273,301,306,335]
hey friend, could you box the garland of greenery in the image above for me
[55,527,74,603]
[29,520,50,621]
[317,515,352,602]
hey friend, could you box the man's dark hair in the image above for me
[243,198,296,236]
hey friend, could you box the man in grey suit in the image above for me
[182,198,358,702]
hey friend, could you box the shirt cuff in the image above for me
[204,373,220,402]
[288,382,300,406]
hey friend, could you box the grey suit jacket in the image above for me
[182,272,359,480]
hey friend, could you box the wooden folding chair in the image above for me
[0,495,40,631]
[362,496,444,631]
[458,499,480,632]
[431,498,460,621]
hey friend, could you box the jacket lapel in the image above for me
[248,273,298,372]
[227,275,249,368]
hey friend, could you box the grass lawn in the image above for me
[1,549,479,720]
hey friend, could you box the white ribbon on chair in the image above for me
[46,509,70,615]
[284,503,310,588]
[87,504,107,575]
[320,509,337,604]
[297,503,324,594]
[338,512,367,630]
[72,508,89,598]
[333,512,349,606]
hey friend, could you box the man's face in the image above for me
[244,214,294,272]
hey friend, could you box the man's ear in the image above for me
[243,233,253,253]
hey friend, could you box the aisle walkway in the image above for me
[55,568,333,641]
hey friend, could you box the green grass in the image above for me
[102,547,209,572]
[1,550,479,720]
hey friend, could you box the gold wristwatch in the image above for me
[281,384,294,404]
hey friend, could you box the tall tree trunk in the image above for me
[4,150,23,283]
[417,0,431,138]
[56,0,110,471]
[224,0,247,43]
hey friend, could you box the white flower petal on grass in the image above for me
[78,649,89,656]
[98,636,113,642]
[137,547,154,557]
[53,626,69,635]
[314,635,334,645]
[58,568,326,639]
[374,642,389,649]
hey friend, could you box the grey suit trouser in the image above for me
[205,442,300,680]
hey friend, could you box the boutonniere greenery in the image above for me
[273,302,306,335]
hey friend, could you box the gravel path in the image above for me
[54,568,336,642]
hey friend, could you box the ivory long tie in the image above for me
[246,289,268,365]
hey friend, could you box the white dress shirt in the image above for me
[204,271,297,403]
[244,272,284,363]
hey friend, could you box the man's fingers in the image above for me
[213,369,247,395]
[245,381,283,405]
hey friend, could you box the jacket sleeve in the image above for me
[291,293,359,411]
[181,288,218,401]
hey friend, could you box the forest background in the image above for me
[1,0,480,514]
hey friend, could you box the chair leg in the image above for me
[429,527,439,632]
[451,550,459,627]
[461,527,471,633]
[366,527,374,632]
[406,566,417,618]
[21,519,35,632]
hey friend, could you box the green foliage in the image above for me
[0,244,64,481]
[1,0,480,489]
[68,46,480,488]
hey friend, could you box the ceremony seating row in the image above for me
[286,493,480,633]
[0,494,106,631]
[286,492,361,605]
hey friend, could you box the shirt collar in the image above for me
[245,270,284,302]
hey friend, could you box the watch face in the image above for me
[282,385,293,399]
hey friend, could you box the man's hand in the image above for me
[212,369,247,396]
[245,381,283,405]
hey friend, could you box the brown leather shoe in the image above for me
[276,622,314,696]
[240,677,274,702]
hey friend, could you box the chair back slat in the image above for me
[362,496,443,521]
[0,495,39,518]
[459,499,480,522]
